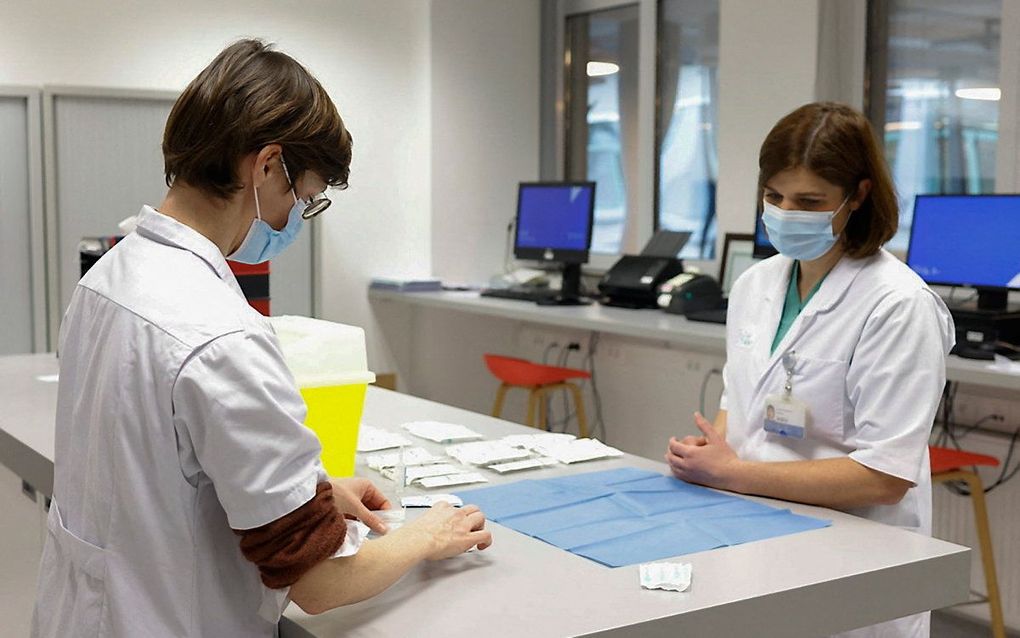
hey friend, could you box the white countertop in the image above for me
[280,388,969,638]
[0,353,970,637]
[369,288,1020,391]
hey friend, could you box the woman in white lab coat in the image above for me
[33,40,491,638]
[666,102,955,638]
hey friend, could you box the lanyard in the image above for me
[782,351,797,398]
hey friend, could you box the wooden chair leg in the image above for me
[565,382,589,438]
[525,387,539,428]
[536,387,548,431]
[960,471,1006,638]
[492,383,510,418]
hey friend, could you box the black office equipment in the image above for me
[480,287,561,303]
[512,182,597,305]
[599,256,685,308]
[662,274,724,317]
[598,231,689,308]
[906,194,1020,359]
[685,304,728,324]
[641,231,691,259]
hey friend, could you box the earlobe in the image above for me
[250,144,284,188]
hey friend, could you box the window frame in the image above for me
[864,0,1020,258]
[547,0,658,272]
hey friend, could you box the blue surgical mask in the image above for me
[761,196,850,261]
[228,183,304,264]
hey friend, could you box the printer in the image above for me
[598,231,688,308]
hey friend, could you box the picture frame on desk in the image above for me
[719,233,757,295]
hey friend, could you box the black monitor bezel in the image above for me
[906,193,1020,292]
[514,181,596,264]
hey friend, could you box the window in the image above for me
[563,4,640,255]
[554,0,719,260]
[656,0,720,260]
[867,0,1002,251]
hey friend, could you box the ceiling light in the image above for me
[955,87,1001,101]
[586,61,619,77]
[885,121,923,132]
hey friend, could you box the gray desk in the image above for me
[369,289,1020,392]
[0,354,971,637]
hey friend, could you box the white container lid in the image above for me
[269,315,376,387]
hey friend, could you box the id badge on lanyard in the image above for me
[764,351,808,440]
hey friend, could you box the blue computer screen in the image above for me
[516,184,593,251]
[907,195,1020,289]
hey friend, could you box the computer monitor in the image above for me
[514,182,596,305]
[907,194,1020,311]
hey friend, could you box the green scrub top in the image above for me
[770,261,827,355]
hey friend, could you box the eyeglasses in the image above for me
[280,156,332,219]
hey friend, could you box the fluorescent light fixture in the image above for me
[586,61,619,77]
[885,121,923,132]
[955,87,1001,101]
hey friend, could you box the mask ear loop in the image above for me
[253,182,263,222]
[832,193,855,238]
[279,156,300,206]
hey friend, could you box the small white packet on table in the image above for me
[382,463,465,485]
[401,494,464,508]
[488,457,560,474]
[639,562,692,592]
[416,472,488,489]
[533,438,624,464]
[446,440,533,465]
[501,432,576,450]
[364,447,443,470]
[403,421,485,443]
[357,425,413,452]
[333,519,372,555]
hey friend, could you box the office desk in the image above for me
[369,289,1020,392]
[0,354,970,637]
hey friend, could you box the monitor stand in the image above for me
[536,263,591,306]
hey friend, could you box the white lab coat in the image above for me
[721,250,955,638]
[32,207,325,637]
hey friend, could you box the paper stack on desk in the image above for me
[369,277,443,292]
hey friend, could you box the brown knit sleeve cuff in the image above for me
[234,481,347,589]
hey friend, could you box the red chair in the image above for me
[484,354,590,437]
[929,445,1005,638]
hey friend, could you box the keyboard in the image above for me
[480,287,560,302]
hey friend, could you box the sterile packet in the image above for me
[639,561,692,592]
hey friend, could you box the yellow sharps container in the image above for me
[270,316,376,477]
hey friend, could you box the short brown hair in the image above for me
[163,39,352,200]
[758,102,897,258]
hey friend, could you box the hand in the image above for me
[405,502,492,560]
[329,477,392,535]
[665,412,742,491]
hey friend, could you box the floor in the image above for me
[933,609,1019,637]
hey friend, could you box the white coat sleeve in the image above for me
[172,329,324,530]
[845,289,949,485]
